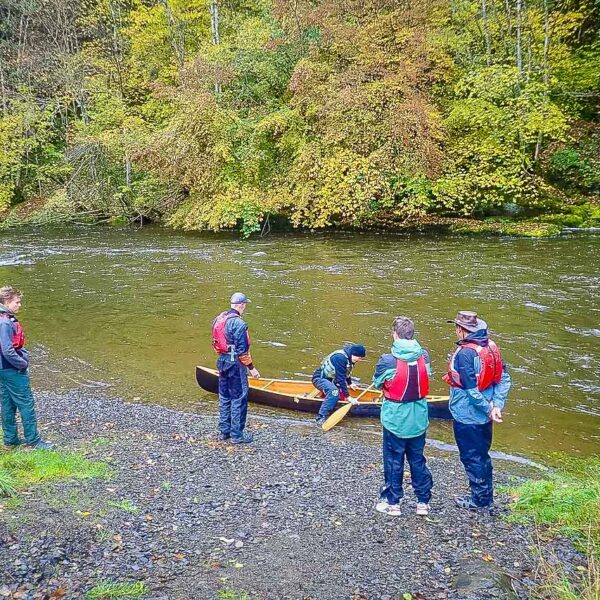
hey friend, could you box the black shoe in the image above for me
[3,440,22,450]
[217,432,230,441]
[28,440,55,451]
[315,416,326,427]
[231,433,253,444]
[455,495,492,510]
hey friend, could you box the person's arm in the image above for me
[230,319,259,376]
[492,365,511,410]
[372,354,396,390]
[0,321,28,370]
[422,349,433,377]
[454,348,490,411]
[331,353,350,398]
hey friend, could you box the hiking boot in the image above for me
[416,502,430,516]
[28,440,55,451]
[375,500,402,516]
[455,495,492,510]
[231,432,253,445]
[217,432,230,441]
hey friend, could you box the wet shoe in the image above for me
[416,502,430,516]
[315,417,326,427]
[28,440,55,451]
[375,500,402,516]
[231,433,253,445]
[217,432,230,441]
[455,495,492,510]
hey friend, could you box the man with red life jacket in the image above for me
[372,316,433,517]
[444,311,511,510]
[312,344,366,426]
[212,292,260,444]
[0,286,53,450]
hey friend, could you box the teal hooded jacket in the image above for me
[372,339,432,439]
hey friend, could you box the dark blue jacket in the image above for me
[0,306,29,370]
[313,348,353,397]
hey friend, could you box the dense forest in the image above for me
[0,0,599,235]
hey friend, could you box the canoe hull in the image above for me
[196,366,451,420]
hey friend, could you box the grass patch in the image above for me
[506,457,600,556]
[108,499,139,514]
[0,468,17,497]
[0,449,108,492]
[217,591,250,600]
[85,581,148,599]
[507,456,600,599]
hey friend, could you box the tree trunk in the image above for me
[542,0,550,85]
[160,0,185,67]
[516,0,523,78]
[210,0,222,94]
[482,0,491,66]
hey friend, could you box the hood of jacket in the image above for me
[391,338,424,362]
[457,328,489,347]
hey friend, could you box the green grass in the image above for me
[0,449,107,496]
[0,468,17,497]
[217,591,250,600]
[507,457,600,599]
[506,457,600,557]
[108,499,139,513]
[85,581,148,599]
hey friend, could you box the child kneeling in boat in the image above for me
[312,344,367,426]
[373,316,433,517]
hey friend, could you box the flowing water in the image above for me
[0,226,598,460]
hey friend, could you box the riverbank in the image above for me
[0,389,588,600]
[1,197,599,237]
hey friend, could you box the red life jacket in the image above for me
[0,313,25,350]
[383,356,430,403]
[211,311,237,354]
[444,340,503,391]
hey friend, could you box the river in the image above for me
[0,226,598,460]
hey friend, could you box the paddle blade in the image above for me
[322,402,353,431]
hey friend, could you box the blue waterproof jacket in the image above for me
[448,329,511,425]
[218,309,255,369]
[0,305,29,370]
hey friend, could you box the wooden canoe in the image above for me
[195,365,451,420]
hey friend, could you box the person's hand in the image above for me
[250,368,260,379]
[349,383,358,391]
[348,396,359,405]
[490,407,503,423]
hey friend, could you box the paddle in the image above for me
[322,384,376,432]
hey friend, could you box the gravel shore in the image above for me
[0,389,583,600]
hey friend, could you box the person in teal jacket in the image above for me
[372,316,433,517]
[0,286,53,450]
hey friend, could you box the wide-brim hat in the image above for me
[446,310,487,332]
